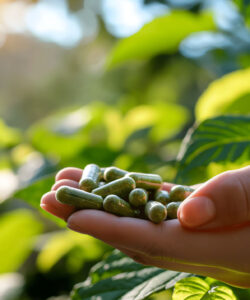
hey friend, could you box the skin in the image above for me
[40,166,250,288]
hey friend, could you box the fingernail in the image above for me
[179,196,216,227]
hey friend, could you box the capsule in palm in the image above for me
[104,167,128,182]
[126,172,162,190]
[92,176,136,198]
[103,195,140,217]
[145,201,167,223]
[166,201,182,219]
[155,190,171,205]
[56,185,103,209]
[79,164,100,192]
[129,188,148,207]
[169,185,194,202]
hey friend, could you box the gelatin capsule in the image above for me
[126,172,162,190]
[129,188,148,207]
[103,195,139,217]
[104,167,128,182]
[145,201,167,223]
[56,185,103,210]
[92,176,136,198]
[79,164,100,192]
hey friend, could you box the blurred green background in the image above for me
[0,0,250,299]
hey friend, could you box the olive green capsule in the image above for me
[129,188,148,207]
[169,185,194,201]
[99,168,106,181]
[145,201,167,224]
[126,172,162,190]
[103,195,140,217]
[56,186,103,210]
[79,164,100,192]
[155,190,171,205]
[104,167,128,182]
[92,176,136,198]
[166,201,182,219]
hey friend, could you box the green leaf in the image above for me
[107,11,215,68]
[173,277,237,300]
[0,119,22,149]
[37,230,108,272]
[28,107,91,161]
[105,102,189,149]
[233,0,250,25]
[71,250,190,300]
[14,175,65,227]
[195,68,250,121]
[0,209,43,273]
[176,115,250,185]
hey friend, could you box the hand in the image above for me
[40,167,250,288]
[178,166,250,230]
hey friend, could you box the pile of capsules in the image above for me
[56,164,194,223]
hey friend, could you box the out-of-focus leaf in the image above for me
[28,107,92,161]
[173,277,237,300]
[105,103,189,150]
[37,230,107,272]
[176,115,250,185]
[71,250,190,300]
[0,120,22,149]
[195,68,250,121]
[0,209,43,274]
[14,175,65,227]
[233,0,250,24]
[125,102,189,142]
[107,11,215,68]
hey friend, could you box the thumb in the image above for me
[177,166,250,229]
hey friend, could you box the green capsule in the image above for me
[145,201,167,224]
[129,188,148,207]
[104,167,128,182]
[79,164,100,192]
[56,186,103,210]
[166,201,182,219]
[126,172,162,190]
[92,176,136,198]
[155,190,171,205]
[169,185,194,202]
[103,195,140,217]
[99,168,106,181]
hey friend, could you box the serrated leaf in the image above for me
[195,68,250,121]
[71,250,190,300]
[173,277,237,300]
[0,209,43,273]
[176,115,250,185]
[107,11,215,68]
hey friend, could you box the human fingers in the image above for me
[40,192,75,220]
[178,166,250,229]
[66,209,250,278]
[55,167,82,182]
[41,178,79,220]
[52,179,79,191]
